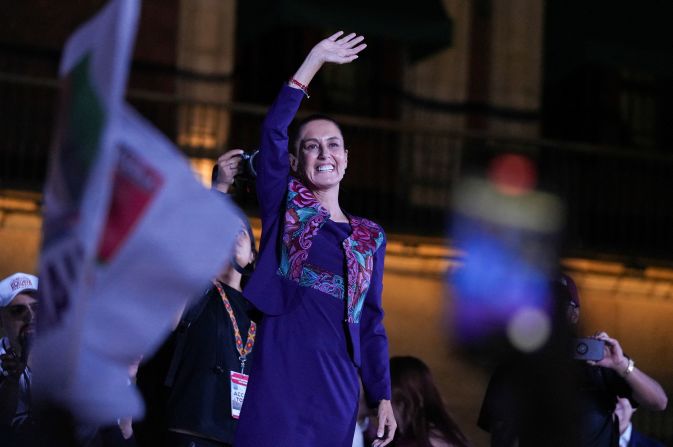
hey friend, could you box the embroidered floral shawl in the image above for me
[277,177,385,323]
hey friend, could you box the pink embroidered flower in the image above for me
[289,177,328,212]
[284,209,301,234]
[287,249,309,279]
[350,217,381,251]
[279,176,385,323]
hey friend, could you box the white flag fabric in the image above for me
[34,0,240,424]
[37,0,138,330]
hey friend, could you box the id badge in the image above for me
[230,371,249,419]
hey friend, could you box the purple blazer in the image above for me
[243,84,391,404]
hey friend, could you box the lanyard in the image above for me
[213,282,256,373]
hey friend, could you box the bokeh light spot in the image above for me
[506,306,551,352]
[488,154,537,196]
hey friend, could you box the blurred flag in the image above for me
[33,0,239,424]
[449,155,563,354]
[37,0,138,333]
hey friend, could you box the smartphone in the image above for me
[573,338,605,361]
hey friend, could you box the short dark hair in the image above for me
[288,114,343,154]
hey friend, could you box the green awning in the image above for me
[237,0,453,60]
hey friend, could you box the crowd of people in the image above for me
[478,275,668,447]
[1,31,669,447]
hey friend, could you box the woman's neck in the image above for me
[217,268,242,292]
[313,187,348,222]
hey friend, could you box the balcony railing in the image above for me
[2,71,673,445]
[2,72,673,266]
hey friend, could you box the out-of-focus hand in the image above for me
[118,416,134,440]
[0,350,26,380]
[214,149,245,192]
[372,399,396,447]
[587,331,628,372]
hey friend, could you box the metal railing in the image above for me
[2,72,673,265]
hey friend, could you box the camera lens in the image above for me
[241,150,259,178]
[576,342,588,355]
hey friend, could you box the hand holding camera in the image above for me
[213,149,259,193]
[588,332,629,370]
[214,149,245,190]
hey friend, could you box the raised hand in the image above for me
[310,31,367,65]
[291,31,367,89]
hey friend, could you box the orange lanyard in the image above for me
[214,282,256,373]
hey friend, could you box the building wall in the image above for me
[488,0,544,137]
[0,198,41,278]
[176,0,237,152]
[3,201,671,445]
[403,0,471,129]
[403,0,544,135]
[401,0,546,210]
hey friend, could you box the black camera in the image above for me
[211,150,259,186]
[239,150,259,179]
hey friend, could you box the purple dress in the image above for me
[235,85,391,447]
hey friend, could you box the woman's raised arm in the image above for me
[256,32,366,219]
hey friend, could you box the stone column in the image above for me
[401,0,472,208]
[403,0,472,130]
[176,0,237,184]
[488,0,545,137]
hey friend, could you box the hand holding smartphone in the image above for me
[573,338,605,361]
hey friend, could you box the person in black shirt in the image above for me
[136,151,259,447]
[478,274,668,447]
[162,241,257,447]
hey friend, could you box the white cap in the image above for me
[0,273,38,307]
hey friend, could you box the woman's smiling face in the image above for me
[292,119,348,191]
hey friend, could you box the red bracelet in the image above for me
[289,78,310,98]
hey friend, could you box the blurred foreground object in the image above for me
[450,154,563,355]
[32,0,240,426]
[450,154,579,446]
